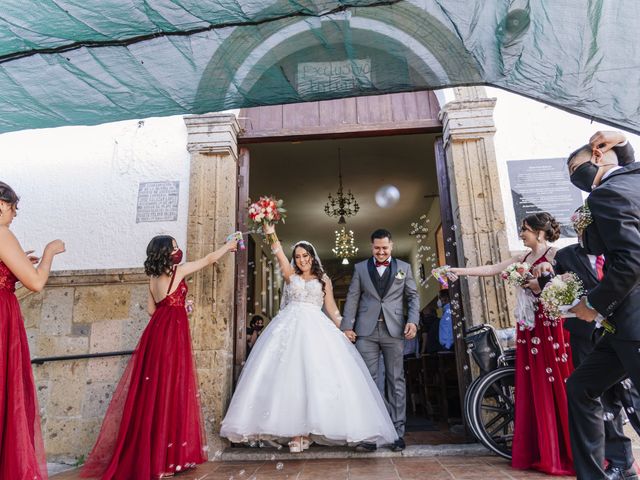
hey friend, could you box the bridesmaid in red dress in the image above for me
[81,234,237,480]
[0,181,66,480]
[449,212,575,476]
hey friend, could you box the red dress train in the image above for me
[511,253,575,475]
[0,260,48,480]
[81,276,207,480]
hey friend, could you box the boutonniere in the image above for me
[395,270,406,280]
[570,203,592,237]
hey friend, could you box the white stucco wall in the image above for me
[489,86,640,254]
[1,116,191,271]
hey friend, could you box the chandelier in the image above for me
[333,227,358,264]
[324,149,359,224]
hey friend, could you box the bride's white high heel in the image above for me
[302,436,311,450]
[288,437,303,453]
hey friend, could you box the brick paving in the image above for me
[52,455,576,479]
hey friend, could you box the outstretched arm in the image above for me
[0,227,65,292]
[262,224,295,281]
[177,239,237,278]
[449,255,519,279]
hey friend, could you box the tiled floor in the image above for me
[52,456,576,479]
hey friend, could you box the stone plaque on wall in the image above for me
[507,159,583,238]
[136,181,179,223]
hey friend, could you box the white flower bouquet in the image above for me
[540,273,584,320]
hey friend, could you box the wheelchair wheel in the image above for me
[468,366,515,460]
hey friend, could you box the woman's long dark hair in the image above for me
[144,235,175,277]
[292,243,326,295]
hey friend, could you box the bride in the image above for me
[220,224,398,452]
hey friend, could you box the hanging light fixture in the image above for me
[324,148,359,224]
[333,227,358,264]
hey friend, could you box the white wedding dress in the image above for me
[220,274,398,446]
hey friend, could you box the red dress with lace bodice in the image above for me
[81,278,207,479]
[0,261,48,479]
[511,253,575,475]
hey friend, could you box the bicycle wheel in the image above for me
[469,366,515,460]
[463,376,483,441]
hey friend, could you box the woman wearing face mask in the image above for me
[81,235,237,480]
[220,224,398,453]
[0,182,65,480]
[448,212,575,476]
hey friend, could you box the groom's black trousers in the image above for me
[567,333,640,479]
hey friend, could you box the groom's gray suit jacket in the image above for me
[341,257,420,338]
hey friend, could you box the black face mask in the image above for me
[570,161,599,192]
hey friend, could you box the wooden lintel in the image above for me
[238,120,442,144]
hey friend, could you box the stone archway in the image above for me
[194,2,482,112]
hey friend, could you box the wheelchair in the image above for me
[463,324,516,460]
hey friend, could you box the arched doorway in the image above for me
[233,89,472,443]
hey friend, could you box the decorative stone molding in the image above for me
[440,96,514,329]
[184,113,239,455]
[184,113,240,158]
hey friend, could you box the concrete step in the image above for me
[220,442,491,462]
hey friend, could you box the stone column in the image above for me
[184,113,240,456]
[440,91,515,329]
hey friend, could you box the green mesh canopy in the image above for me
[0,0,638,134]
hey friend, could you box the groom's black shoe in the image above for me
[390,437,405,452]
[355,442,377,452]
[605,465,639,480]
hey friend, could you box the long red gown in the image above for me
[81,274,207,480]
[511,252,575,475]
[0,260,48,479]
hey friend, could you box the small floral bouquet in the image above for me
[248,196,286,228]
[185,299,194,316]
[501,262,533,287]
[431,265,450,288]
[540,273,584,320]
[571,204,593,237]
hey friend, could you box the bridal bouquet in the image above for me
[501,262,533,287]
[540,273,584,320]
[431,265,451,288]
[248,196,286,228]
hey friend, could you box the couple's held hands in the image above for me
[344,329,357,343]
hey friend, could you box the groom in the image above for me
[341,228,419,452]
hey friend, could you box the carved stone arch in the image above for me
[194,2,481,111]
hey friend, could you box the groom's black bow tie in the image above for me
[375,260,390,267]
